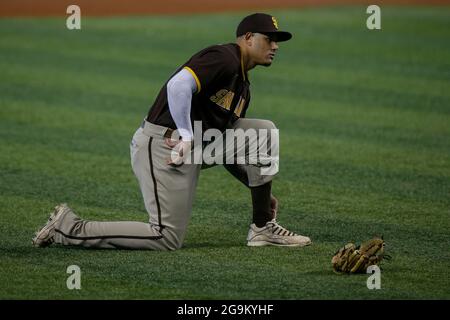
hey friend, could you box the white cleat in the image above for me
[32,203,71,247]
[247,219,312,247]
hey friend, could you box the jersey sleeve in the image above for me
[183,48,237,94]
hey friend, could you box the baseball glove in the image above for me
[331,237,390,274]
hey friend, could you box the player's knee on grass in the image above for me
[160,227,186,251]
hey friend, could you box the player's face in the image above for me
[250,33,279,67]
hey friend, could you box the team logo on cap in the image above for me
[272,17,279,30]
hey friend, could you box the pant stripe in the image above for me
[148,137,163,230]
[55,229,163,240]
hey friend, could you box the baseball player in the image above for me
[32,13,312,250]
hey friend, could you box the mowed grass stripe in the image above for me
[2,161,446,231]
[252,77,450,115]
[1,62,160,99]
[2,121,448,204]
[0,43,178,82]
[2,49,449,113]
[2,95,449,154]
[271,97,450,135]
[8,124,446,194]
[267,64,450,99]
[0,100,141,134]
[4,151,446,232]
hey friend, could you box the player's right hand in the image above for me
[165,138,192,167]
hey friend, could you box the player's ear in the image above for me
[244,32,254,45]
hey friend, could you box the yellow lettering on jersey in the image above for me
[210,89,235,111]
[234,97,246,117]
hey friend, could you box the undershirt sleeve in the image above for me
[166,68,198,141]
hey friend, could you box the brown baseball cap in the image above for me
[236,13,292,42]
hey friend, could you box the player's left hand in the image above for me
[270,194,278,219]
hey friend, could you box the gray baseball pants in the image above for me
[53,119,278,250]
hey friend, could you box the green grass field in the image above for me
[0,6,449,299]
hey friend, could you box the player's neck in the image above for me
[237,41,256,71]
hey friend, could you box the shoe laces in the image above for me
[266,219,297,237]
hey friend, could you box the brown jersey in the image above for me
[146,43,250,133]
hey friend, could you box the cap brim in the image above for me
[263,31,292,42]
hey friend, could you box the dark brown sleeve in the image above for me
[185,48,235,93]
[224,164,249,188]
